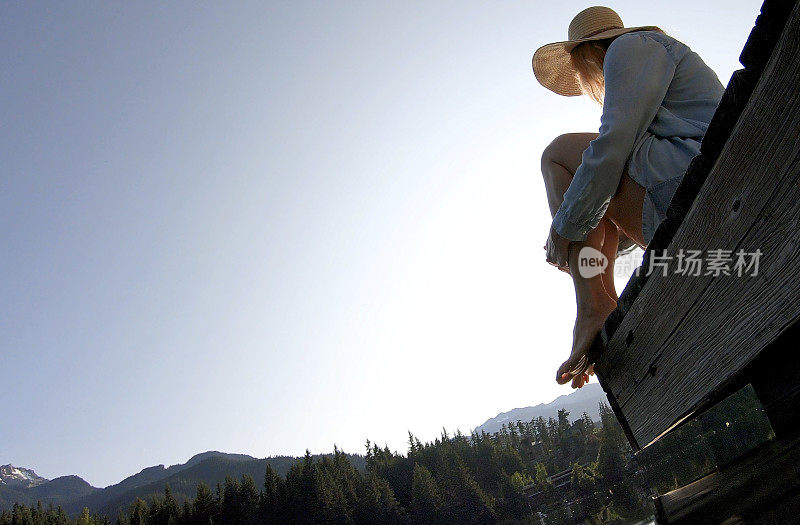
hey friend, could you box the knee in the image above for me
[541,132,597,177]
[540,134,573,174]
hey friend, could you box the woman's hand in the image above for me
[545,225,572,271]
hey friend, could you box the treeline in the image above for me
[1,387,772,525]
[637,384,773,493]
[0,403,645,525]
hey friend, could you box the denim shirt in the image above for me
[552,31,724,243]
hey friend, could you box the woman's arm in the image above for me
[552,32,677,241]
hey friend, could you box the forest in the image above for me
[0,386,772,525]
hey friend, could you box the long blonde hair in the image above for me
[570,28,665,106]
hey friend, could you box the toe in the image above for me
[557,357,578,384]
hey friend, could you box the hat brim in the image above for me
[532,26,661,97]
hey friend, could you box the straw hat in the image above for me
[532,6,660,96]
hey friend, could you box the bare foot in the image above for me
[557,293,617,388]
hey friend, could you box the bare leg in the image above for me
[541,133,624,304]
[601,219,619,302]
[557,231,619,387]
[541,133,646,387]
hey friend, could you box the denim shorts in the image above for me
[628,133,701,245]
[641,173,684,245]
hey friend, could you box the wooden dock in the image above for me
[588,0,800,522]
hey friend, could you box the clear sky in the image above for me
[1,1,758,487]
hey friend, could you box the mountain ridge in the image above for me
[0,451,365,516]
[0,465,47,489]
[2,387,608,516]
[473,382,606,435]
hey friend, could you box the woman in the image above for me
[533,7,724,388]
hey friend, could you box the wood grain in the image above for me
[595,0,800,449]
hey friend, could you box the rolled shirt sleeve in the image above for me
[552,32,677,241]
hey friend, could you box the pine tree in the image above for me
[77,507,94,525]
[128,498,148,525]
[220,476,240,524]
[260,463,286,524]
[238,475,259,524]
[150,484,179,525]
[55,506,70,525]
[409,463,443,524]
[435,448,495,524]
[192,481,217,525]
[354,471,408,525]
[581,411,596,434]
[313,457,351,523]
[407,432,418,456]
[597,432,627,485]
[285,450,318,523]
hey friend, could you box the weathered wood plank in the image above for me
[593,0,797,349]
[594,0,800,449]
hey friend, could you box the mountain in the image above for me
[26,476,98,502]
[0,465,47,488]
[66,451,266,517]
[0,451,366,517]
[180,451,256,469]
[0,468,97,511]
[74,450,256,512]
[473,382,607,435]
